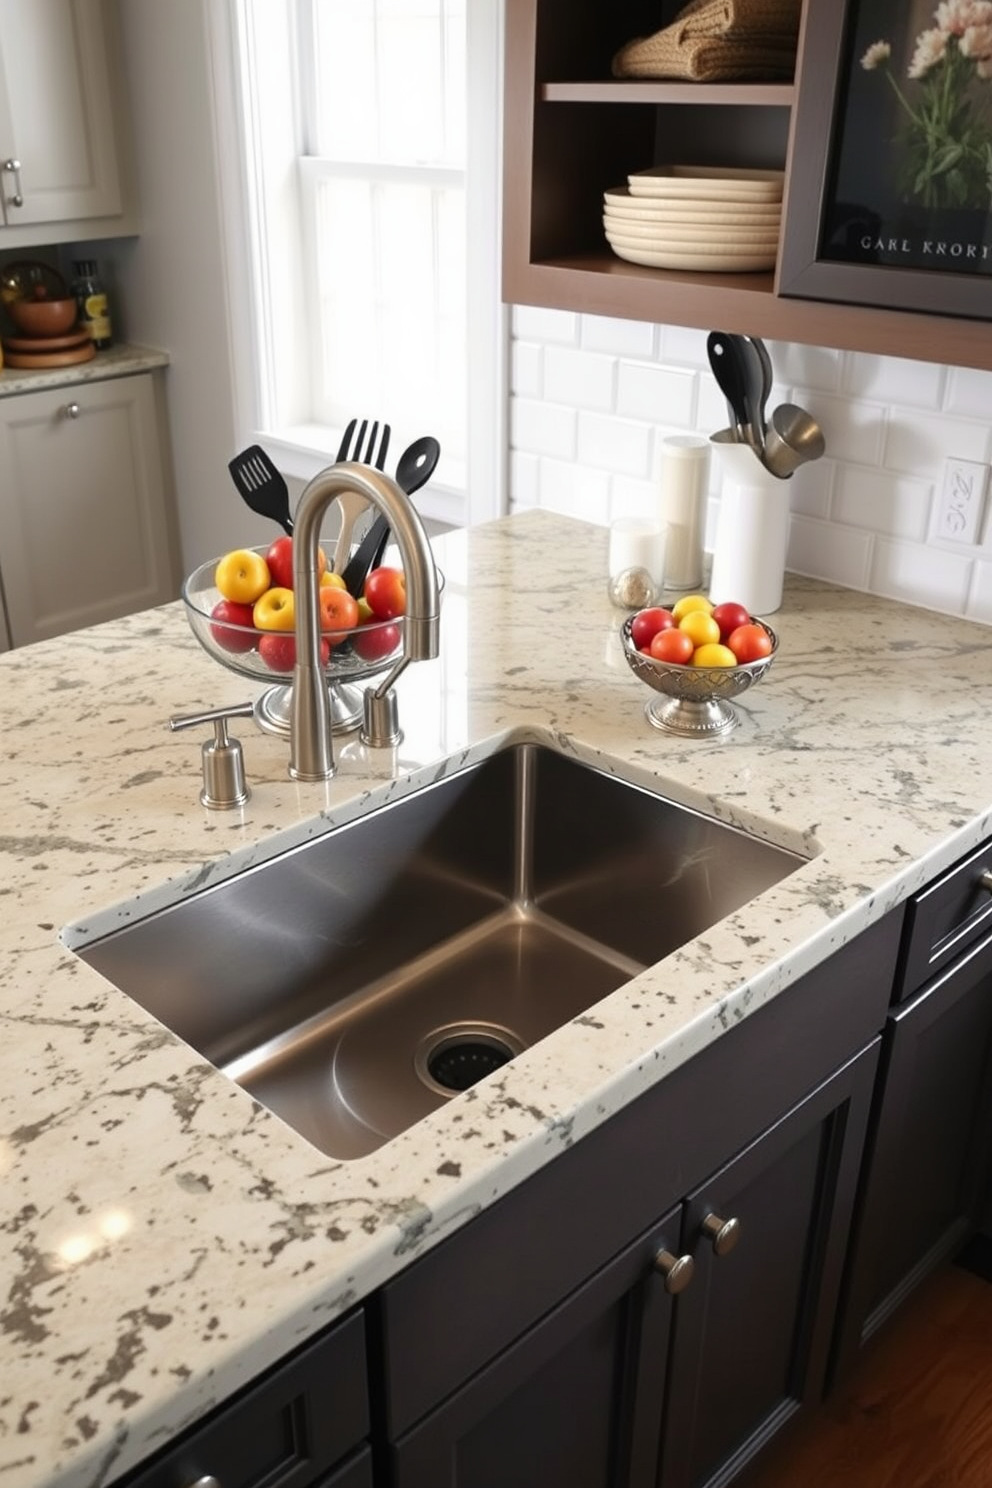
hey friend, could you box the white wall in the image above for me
[86,0,272,571]
[509,307,992,625]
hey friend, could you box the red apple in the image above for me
[264,535,327,590]
[353,619,401,663]
[209,599,256,653]
[364,565,406,620]
[258,631,330,672]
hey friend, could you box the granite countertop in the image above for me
[0,343,168,397]
[3,510,992,1488]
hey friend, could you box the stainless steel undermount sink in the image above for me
[75,745,804,1160]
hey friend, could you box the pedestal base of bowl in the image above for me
[253,681,365,737]
[644,694,740,737]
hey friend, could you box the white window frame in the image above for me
[206,0,506,529]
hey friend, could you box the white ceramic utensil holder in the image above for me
[709,439,791,616]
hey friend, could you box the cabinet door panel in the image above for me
[390,1208,680,1488]
[659,1043,880,1488]
[839,928,992,1362]
[0,0,121,224]
[0,375,179,642]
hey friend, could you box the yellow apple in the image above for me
[253,586,296,632]
[215,548,270,605]
[320,570,347,590]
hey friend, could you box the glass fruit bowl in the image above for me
[620,614,778,738]
[182,545,443,737]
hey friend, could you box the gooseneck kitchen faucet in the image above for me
[290,461,441,781]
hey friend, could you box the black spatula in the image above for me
[228,445,293,535]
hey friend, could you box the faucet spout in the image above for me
[289,460,440,781]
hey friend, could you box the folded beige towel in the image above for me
[612,0,802,81]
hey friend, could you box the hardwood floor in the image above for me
[737,1260,992,1488]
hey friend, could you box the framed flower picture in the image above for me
[779,0,992,319]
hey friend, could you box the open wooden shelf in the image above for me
[504,0,992,370]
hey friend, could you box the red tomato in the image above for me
[648,628,694,665]
[364,565,407,619]
[318,584,360,641]
[711,601,751,642]
[630,607,675,649]
[727,622,773,663]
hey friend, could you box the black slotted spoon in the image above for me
[227,444,294,535]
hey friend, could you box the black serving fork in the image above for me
[332,417,391,572]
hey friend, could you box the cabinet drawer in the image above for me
[895,838,992,1001]
[122,1310,368,1488]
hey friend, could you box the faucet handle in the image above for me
[169,702,255,809]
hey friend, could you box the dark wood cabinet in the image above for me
[833,840,992,1376]
[119,1309,370,1488]
[503,0,992,370]
[385,1048,878,1488]
[377,913,899,1488]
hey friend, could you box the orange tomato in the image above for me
[648,628,694,664]
[727,622,773,663]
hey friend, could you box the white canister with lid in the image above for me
[658,434,709,591]
[708,436,792,616]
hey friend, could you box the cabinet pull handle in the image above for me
[653,1248,695,1294]
[2,158,23,208]
[979,869,992,894]
[63,403,81,421]
[701,1212,741,1256]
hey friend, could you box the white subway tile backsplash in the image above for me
[511,305,579,345]
[870,536,973,613]
[806,390,886,467]
[883,409,990,475]
[944,364,992,420]
[969,559,992,622]
[616,361,695,425]
[576,411,652,477]
[509,450,540,510]
[787,515,873,592]
[544,347,616,410]
[511,340,543,398]
[507,310,992,626]
[833,467,932,541]
[538,456,612,520]
[510,395,577,461]
[582,316,656,358]
[841,353,945,409]
[785,457,833,520]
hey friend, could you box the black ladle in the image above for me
[706,331,754,448]
[340,435,441,597]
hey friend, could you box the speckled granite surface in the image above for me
[2,509,992,1488]
[0,343,168,397]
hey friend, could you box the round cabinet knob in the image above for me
[979,868,992,894]
[701,1212,741,1257]
[653,1248,695,1295]
[63,403,81,420]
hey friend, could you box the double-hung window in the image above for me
[225,0,505,527]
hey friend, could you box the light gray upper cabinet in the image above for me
[0,0,134,240]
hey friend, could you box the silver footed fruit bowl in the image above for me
[620,614,778,738]
[183,543,443,738]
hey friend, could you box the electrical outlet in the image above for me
[937,458,989,544]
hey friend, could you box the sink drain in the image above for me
[416,1023,527,1096]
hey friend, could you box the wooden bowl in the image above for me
[7,297,79,337]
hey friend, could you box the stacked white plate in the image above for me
[604,165,784,271]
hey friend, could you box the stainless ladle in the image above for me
[762,403,825,479]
